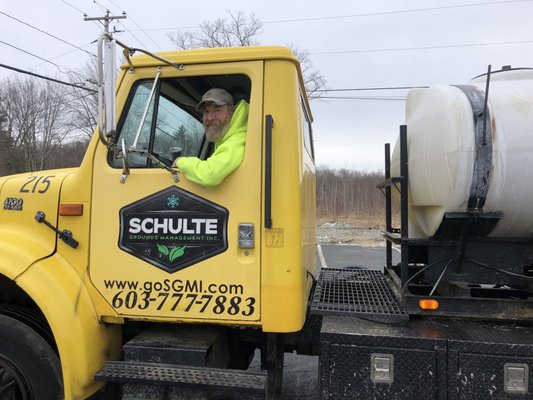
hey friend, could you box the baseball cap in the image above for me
[196,88,234,111]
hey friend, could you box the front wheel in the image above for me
[0,314,63,400]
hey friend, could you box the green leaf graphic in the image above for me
[157,244,169,256]
[169,244,187,262]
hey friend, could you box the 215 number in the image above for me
[20,175,55,194]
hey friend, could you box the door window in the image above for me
[111,75,251,168]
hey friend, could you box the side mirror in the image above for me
[97,33,117,144]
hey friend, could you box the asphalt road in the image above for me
[317,243,400,271]
[275,243,399,400]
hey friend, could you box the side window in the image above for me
[302,101,315,160]
[111,74,251,168]
[115,82,157,167]
[152,83,204,162]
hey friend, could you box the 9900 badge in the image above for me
[119,186,228,273]
[3,197,23,211]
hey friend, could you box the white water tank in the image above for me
[392,68,533,238]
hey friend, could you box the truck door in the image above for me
[89,61,263,324]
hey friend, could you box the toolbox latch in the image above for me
[370,353,394,384]
[504,363,529,394]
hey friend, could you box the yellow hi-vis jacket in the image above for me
[176,100,249,187]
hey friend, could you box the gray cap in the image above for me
[196,88,234,111]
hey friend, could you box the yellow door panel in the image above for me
[90,61,263,325]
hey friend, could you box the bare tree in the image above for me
[169,10,263,49]
[38,82,65,169]
[65,57,99,138]
[290,46,327,100]
[167,10,326,99]
[0,76,70,173]
[316,167,386,224]
[1,77,40,172]
[0,111,12,176]
[45,138,91,169]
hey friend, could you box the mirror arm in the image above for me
[131,67,162,150]
[114,38,185,71]
[122,48,134,72]
[144,153,180,183]
[119,139,130,184]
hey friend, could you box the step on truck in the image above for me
[0,28,531,400]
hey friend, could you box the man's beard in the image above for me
[205,120,230,142]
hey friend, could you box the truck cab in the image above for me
[0,39,316,399]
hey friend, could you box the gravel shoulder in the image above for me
[316,222,384,247]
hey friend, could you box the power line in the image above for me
[42,44,96,66]
[60,0,99,26]
[92,0,111,15]
[125,25,197,32]
[263,0,533,24]
[87,0,153,49]
[125,0,533,31]
[117,19,160,50]
[319,96,405,101]
[103,0,162,50]
[19,44,97,84]
[59,0,87,15]
[0,40,75,75]
[116,19,150,49]
[0,11,96,57]
[317,86,429,92]
[0,63,97,93]
[59,0,102,30]
[311,39,533,55]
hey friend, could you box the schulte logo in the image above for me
[157,244,187,262]
[119,187,228,273]
[167,194,179,208]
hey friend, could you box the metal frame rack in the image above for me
[378,126,533,320]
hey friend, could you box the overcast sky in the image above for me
[1,0,532,171]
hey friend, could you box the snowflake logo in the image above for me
[166,195,180,209]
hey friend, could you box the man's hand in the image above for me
[172,157,181,168]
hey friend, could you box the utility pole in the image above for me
[84,10,127,34]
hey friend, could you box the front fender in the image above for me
[0,231,55,280]
[0,171,72,278]
[16,253,121,400]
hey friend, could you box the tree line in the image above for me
[316,168,386,226]
[0,58,96,175]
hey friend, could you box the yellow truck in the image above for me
[1,32,533,400]
[0,33,316,399]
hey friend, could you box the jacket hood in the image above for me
[215,99,249,149]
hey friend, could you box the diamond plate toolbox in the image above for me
[319,316,533,400]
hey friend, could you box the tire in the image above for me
[0,314,63,400]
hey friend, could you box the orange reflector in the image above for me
[419,299,439,310]
[59,203,83,216]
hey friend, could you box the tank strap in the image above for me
[454,85,492,211]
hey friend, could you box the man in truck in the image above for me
[173,88,249,187]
